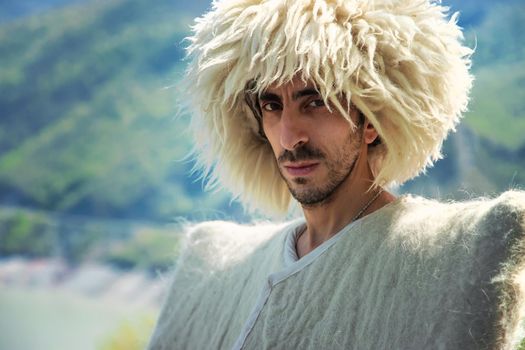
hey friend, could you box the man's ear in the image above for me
[363,119,379,145]
[352,105,381,146]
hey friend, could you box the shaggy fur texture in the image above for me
[147,191,525,349]
[183,0,473,215]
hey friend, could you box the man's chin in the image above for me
[285,175,317,190]
[291,177,309,185]
[285,173,347,206]
[282,174,333,204]
[287,184,328,206]
[290,190,334,207]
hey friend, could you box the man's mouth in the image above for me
[282,162,319,176]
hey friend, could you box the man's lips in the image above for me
[282,162,319,176]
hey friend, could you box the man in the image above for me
[148,0,525,349]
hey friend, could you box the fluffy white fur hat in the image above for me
[182,0,473,215]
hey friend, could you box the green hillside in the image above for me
[0,0,523,223]
[462,3,525,149]
[0,0,241,221]
[466,62,525,149]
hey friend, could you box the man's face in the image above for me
[259,77,366,206]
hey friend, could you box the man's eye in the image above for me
[261,102,281,111]
[308,99,325,108]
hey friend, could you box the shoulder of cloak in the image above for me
[237,191,525,350]
[146,219,298,349]
[362,190,525,349]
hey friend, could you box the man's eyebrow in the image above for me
[292,88,320,100]
[259,88,321,102]
[259,92,281,102]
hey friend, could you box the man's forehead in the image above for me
[262,76,319,94]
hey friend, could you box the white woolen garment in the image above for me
[147,191,525,350]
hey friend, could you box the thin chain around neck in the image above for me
[298,188,384,240]
[351,188,384,223]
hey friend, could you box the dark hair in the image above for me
[244,85,266,140]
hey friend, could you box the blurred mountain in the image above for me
[0,0,523,222]
[0,0,242,221]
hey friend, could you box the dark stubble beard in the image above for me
[278,131,362,207]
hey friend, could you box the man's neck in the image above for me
[296,159,396,259]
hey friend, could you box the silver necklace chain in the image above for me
[351,188,384,223]
[297,189,384,241]
[296,189,384,257]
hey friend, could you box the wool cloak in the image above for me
[148,191,525,349]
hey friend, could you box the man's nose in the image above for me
[279,107,309,151]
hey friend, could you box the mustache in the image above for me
[277,145,325,163]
